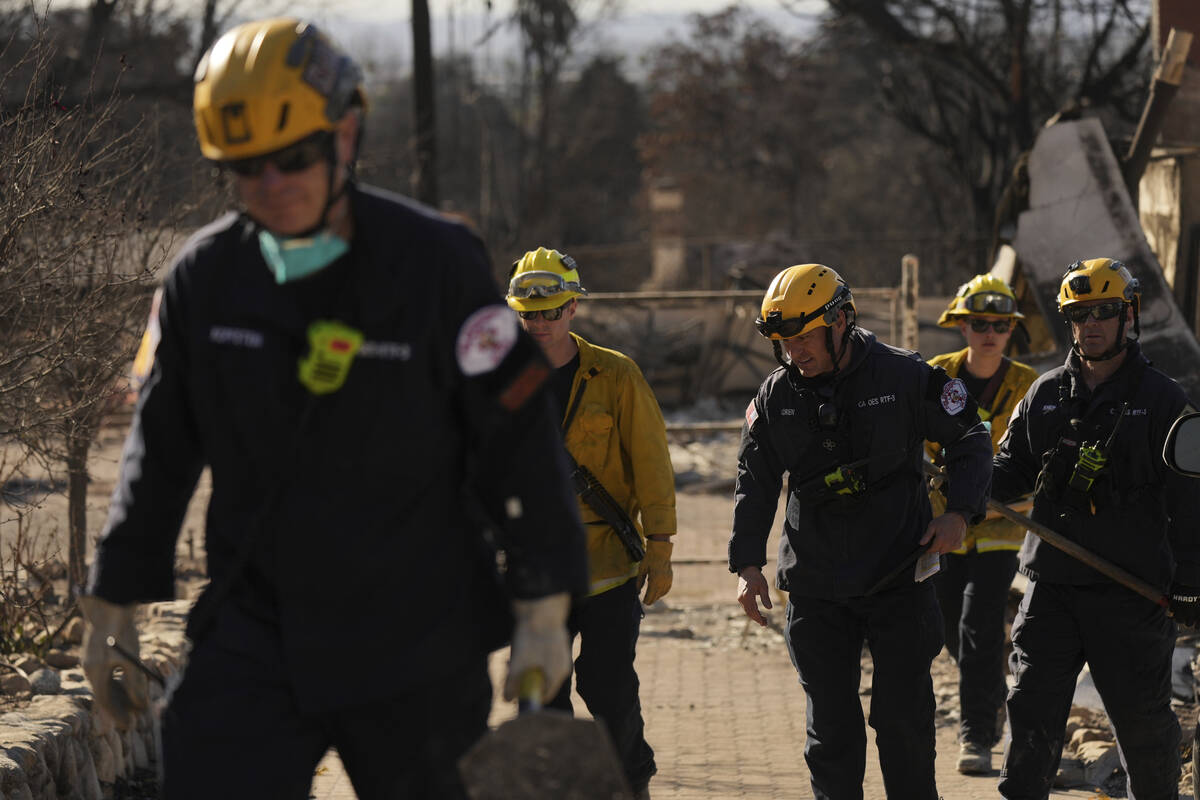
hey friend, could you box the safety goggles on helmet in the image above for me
[968,318,1011,334]
[517,303,570,321]
[1063,300,1124,324]
[962,292,1016,316]
[226,133,330,177]
[755,292,847,340]
[507,270,589,300]
[755,311,807,340]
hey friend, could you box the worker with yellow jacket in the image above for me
[925,274,1038,775]
[506,247,676,800]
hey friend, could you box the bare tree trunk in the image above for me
[193,0,220,75]
[412,0,439,206]
[66,431,91,598]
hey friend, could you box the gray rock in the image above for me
[1,674,31,695]
[54,738,77,796]
[88,734,115,785]
[28,696,87,734]
[0,751,29,797]
[13,658,40,676]
[27,671,59,696]
[76,741,100,800]
[43,652,78,671]
[1054,756,1085,788]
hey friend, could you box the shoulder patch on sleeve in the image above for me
[456,305,518,376]
[941,377,968,415]
[745,398,759,428]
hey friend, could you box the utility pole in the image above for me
[412,0,439,207]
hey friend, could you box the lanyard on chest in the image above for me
[1037,364,1144,514]
[973,357,1011,423]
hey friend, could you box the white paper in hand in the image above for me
[914,549,941,583]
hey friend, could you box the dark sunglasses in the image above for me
[1064,301,1123,324]
[517,304,568,321]
[226,135,330,178]
[968,319,1011,334]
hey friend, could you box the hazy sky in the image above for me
[49,0,827,79]
[290,0,825,22]
[269,0,827,78]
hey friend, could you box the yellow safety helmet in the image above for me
[506,247,589,312]
[1058,258,1140,311]
[937,274,1025,328]
[756,264,856,340]
[193,18,366,161]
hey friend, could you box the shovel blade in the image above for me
[458,709,632,800]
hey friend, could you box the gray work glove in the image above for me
[79,594,148,729]
[504,592,571,704]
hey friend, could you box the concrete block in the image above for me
[1015,117,1200,398]
[1079,740,1124,786]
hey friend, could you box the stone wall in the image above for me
[0,600,189,800]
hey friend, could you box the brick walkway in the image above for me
[311,492,1111,799]
[311,618,1104,799]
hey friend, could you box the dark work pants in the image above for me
[783,582,944,800]
[161,602,492,799]
[999,581,1180,800]
[547,577,656,793]
[934,548,1019,746]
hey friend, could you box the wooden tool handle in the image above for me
[518,669,545,714]
[922,462,1168,608]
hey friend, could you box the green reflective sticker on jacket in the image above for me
[298,320,363,395]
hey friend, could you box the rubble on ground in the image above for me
[0,600,190,799]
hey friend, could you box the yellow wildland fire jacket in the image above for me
[925,348,1039,553]
[563,333,676,595]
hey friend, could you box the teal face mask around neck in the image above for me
[258,229,349,284]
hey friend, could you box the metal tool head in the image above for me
[458,708,632,800]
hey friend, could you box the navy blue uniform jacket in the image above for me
[992,341,1200,590]
[729,328,993,598]
[89,185,588,711]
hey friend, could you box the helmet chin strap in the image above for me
[826,312,855,377]
[251,132,356,240]
[772,341,802,383]
[772,312,855,380]
[299,134,351,238]
[1071,303,1137,363]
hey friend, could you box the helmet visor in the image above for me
[507,270,588,299]
[964,291,1016,315]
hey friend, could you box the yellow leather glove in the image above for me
[638,539,673,606]
[79,595,148,729]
